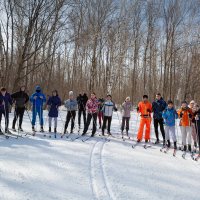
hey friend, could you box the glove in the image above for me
[137,107,139,112]
[147,109,151,113]
[180,112,183,118]
[189,114,192,119]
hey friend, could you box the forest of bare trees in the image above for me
[0,0,200,104]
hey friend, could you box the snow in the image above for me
[0,110,199,200]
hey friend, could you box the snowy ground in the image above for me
[0,110,200,200]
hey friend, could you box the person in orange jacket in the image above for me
[177,101,193,152]
[137,95,152,143]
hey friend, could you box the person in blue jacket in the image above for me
[47,90,61,134]
[0,87,12,133]
[152,93,167,145]
[30,85,46,132]
[162,100,178,149]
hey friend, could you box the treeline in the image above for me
[0,0,200,104]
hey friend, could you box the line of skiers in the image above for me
[0,86,200,154]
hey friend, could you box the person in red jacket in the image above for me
[137,95,152,143]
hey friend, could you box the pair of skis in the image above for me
[160,146,177,157]
[132,142,152,149]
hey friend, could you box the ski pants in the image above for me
[32,107,44,126]
[83,113,97,135]
[121,117,130,132]
[65,111,76,132]
[49,117,58,128]
[12,107,25,129]
[78,109,86,127]
[196,120,200,151]
[191,123,197,143]
[102,116,112,133]
[98,111,103,127]
[137,117,151,140]
[154,118,165,141]
[0,109,9,130]
[180,126,192,145]
[165,126,176,142]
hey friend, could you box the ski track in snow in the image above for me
[90,139,115,200]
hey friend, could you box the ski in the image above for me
[82,136,93,142]
[173,149,177,157]
[164,147,170,153]
[182,152,186,159]
[160,146,166,152]
[144,144,151,149]
[71,135,82,141]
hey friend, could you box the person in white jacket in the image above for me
[101,94,117,135]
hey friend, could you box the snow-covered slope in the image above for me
[0,111,199,200]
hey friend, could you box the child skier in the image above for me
[177,101,193,152]
[47,90,61,136]
[30,85,46,133]
[137,95,152,143]
[63,91,77,135]
[11,86,29,131]
[82,92,98,137]
[121,96,132,139]
[162,100,178,150]
[0,87,12,133]
[101,94,117,136]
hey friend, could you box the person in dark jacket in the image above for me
[152,93,167,145]
[11,86,29,131]
[0,87,12,133]
[195,105,200,156]
[30,85,46,132]
[77,92,88,129]
[98,97,104,128]
[47,90,61,133]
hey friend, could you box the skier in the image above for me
[0,87,12,133]
[162,100,178,149]
[82,92,98,137]
[121,96,133,138]
[11,86,29,131]
[101,94,117,136]
[137,95,152,143]
[177,101,193,152]
[97,97,104,128]
[30,85,46,133]
[77,92,88,130]
[152,93,167,145]
[47,90,61,134]
[194,105,200,157]
[63,91,77,135]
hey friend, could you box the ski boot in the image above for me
[19,127,23,132]
[155,139,160,144]
[49,127,51,133]
[40,126,44,133]
[167,140,171,148]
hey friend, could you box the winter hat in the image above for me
[107,94,112,98]
[69,91,74,96]
[35,85,41,92]
[190,100,195,104]
[126,96,130,101]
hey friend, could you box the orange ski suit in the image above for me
[137,101,152,141]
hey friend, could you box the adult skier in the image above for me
[11,86,29,131]
[162,100,178,149]
[30,85,46,133]
[63,91,77,135]
[82,92,98,137]
[152,93,167,145]
[77,92,88,130]
[137,95,152,143]
[121,96,133,138]
[0,87,12,133]
[47,90,61,135]
[98,97,104,128]
[177,101,193,152]
[101,94,117,136]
